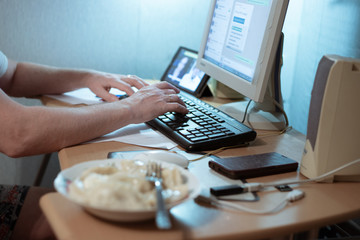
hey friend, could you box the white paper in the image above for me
[86,123,178,150]
[45,88,127,105]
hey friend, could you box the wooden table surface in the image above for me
[40,128,360,240]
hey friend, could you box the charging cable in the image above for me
[197,189,305,214]
[241,157,360,192]
[201,158,360,214]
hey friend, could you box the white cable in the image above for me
[262,158,360,188]
[216,198,287,214]
[201,158,359,215]
[199,190,305,214]
[272,98,289,128]
[240,158,360,192]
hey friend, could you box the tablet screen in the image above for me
[161,47,209,97]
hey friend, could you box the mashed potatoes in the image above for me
[68,160,189,211]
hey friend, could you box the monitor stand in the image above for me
[218,33,287,131]
[218,91,287,131]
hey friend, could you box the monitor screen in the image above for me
[197,0,288,102]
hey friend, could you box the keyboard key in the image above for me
[224,131,235,135]
[161,118,172,123]
[208,133,226,138]
[179,130,191,135]
[190,136,209,142]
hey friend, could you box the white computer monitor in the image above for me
[197,0,289,130]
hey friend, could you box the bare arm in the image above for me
[0,54,187,157]
[0,82,187,157]
[0,60,148,102]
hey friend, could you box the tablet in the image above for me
[161,46,210,98]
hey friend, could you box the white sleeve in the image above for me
[0,51,9,78]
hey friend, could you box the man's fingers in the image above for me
[95,88,120,102]
[154,82,180,93]
[166,102,189,115]
[121,75,149,90]
[167,93,186,107]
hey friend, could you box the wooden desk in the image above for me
[39,96,360,240]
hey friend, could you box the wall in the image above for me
[281,0,360,134]
[0,0,210,78]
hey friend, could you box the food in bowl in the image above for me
[67,159,189,211]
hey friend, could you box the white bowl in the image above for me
[54,158,201,222]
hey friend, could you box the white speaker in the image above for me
[300,55,360,182]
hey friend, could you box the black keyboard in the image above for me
[147,92,256,151]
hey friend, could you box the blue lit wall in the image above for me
[281,0,360,134]
[0,0,210,79]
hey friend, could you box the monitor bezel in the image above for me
[196,0,289,102]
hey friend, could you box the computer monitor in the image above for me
[197,0,289,130]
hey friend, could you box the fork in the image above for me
[146,162,172,229]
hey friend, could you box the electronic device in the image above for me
[147,90,256,151]
[161,46,211,98]
[147,47,257,151]
[107,150,189,168]
[132,150,189,168]
[208,152,298,179]
[196,0,289,130]
[300,55,360,182]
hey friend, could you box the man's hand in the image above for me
[120,82,188,123]
[85,72,149,102]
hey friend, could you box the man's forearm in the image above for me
[0,80,187,158]
[1,101,133,157]
[8,62,90,97]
